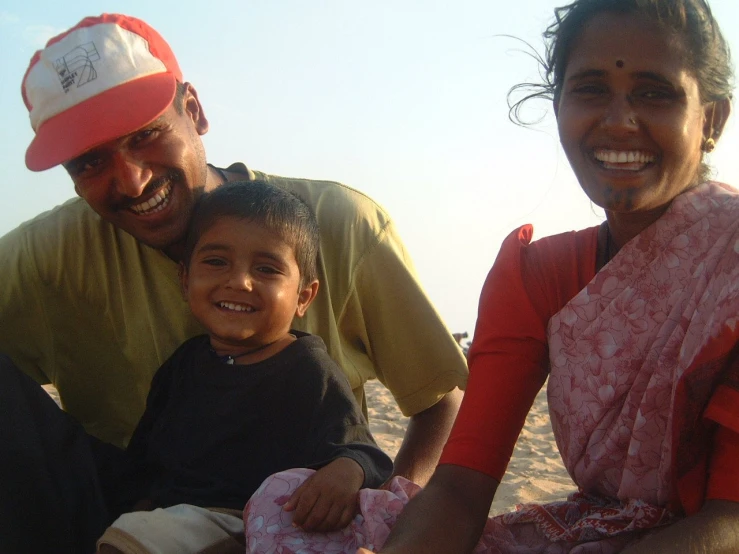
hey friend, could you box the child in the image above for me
[96,181,393,554]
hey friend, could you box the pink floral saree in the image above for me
[244,182,739,553]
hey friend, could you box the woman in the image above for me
[363,0,739,552]
[245,0,738,552]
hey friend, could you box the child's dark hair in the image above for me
[183,180,320,287]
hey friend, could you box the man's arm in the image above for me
[391,388,463,486]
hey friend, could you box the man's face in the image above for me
[63,84,210,253]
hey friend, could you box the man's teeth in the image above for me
[131,183,172,215]
[594,150,655,164]
[219,302,254,313]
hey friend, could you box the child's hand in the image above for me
[282,457,364,532]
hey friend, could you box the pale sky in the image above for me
[2,1,738,338]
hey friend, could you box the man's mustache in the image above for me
[121,170,183,210]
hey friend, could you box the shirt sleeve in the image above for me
[439,225,598,481]
[346,220,469,416]
[0,227,54,385]
[439,226,550,480]
[303,350,394,489]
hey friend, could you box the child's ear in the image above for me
[295,280,319,317]
[178,262,189,298]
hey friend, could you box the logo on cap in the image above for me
[54,42,101,93]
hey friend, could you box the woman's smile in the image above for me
[592,149,656,170]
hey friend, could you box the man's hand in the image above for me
[282,457,364,532]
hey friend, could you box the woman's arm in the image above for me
[622,500,739,554]
[375,464,499,554]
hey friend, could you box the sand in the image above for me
[365,378,576,515]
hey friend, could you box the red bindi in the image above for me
[616,59,624,68]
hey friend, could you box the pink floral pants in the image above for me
[243,468,419,553]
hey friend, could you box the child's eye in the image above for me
[202,258,227,267]
[256,266,280,275]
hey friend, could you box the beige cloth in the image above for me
[97,505,244,554]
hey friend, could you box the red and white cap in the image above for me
[22,14,183,171]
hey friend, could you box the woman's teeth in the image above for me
[594,149,655,168]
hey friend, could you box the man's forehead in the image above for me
[64,113,170,165]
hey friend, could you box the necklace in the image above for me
[209,334,297,365]
[210,341,276,365]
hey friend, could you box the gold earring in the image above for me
[703,137,716,153]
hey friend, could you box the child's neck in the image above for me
[212,333,297,366]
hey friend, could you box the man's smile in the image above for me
[130,183,173,215]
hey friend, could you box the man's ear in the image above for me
[295,280,319,318]
[182,82,209,136]
[178,261,189,298]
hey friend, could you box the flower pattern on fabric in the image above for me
[544,182,738,525]
[244,468,420,553]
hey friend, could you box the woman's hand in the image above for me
[282,457,364,532]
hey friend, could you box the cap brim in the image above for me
[25,73,177,172]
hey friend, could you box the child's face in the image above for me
[181,216,317,357]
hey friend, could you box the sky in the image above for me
[1,1,739,338]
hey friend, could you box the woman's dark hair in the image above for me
[183,180,320,288]
[508,0,733,123]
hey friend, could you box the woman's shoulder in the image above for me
[481,224,599,328]
[498,224,599,279]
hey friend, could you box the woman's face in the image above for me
[555,12,712,215]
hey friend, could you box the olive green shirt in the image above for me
[0,166,468,447]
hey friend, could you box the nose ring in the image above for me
[629,117,637,125]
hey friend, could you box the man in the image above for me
[0,13,467,552]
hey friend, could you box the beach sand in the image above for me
[365,378,576,515]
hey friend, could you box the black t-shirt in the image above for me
[126,332,392,509]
